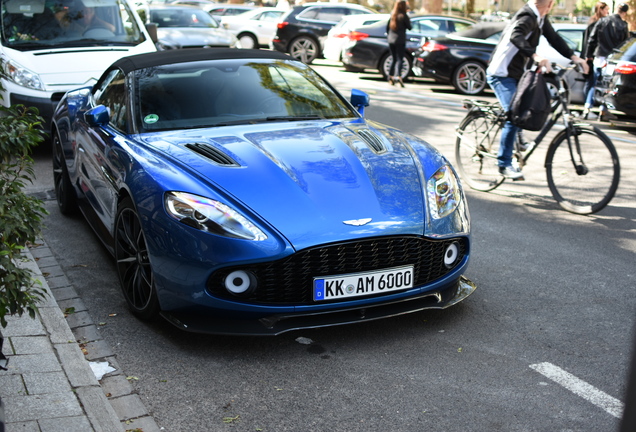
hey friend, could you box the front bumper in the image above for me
[160,275,476,335]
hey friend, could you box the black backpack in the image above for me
[508,69,552,131]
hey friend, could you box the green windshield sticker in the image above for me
[144,114,159,124]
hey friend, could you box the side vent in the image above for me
[356,129,387,154]
[184,143,240,167]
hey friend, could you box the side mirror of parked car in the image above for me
[85,105,110,127]
[350,89,369,116]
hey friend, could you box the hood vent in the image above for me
[185,143,240,167]
[356,129,387,154]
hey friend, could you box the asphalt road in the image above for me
[28,60,636,432]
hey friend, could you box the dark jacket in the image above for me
[587,13,629,58]
[386,13,411,45]
[487,4,574,79]
[582,18,601,59]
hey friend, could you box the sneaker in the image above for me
[519,141,532,152]
[499,165,525,181]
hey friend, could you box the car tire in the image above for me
[544,74,569,108]
[115,197,160,321]
[288,35,319,64]
[238,32,258,49]
[380,53,411,81]
[52,133,78,215]
[452,61,487,95]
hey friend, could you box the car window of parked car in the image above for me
[412,18,449,34]
[151,8,219,28]
[453,21,472,32]
[556,29,583,52]
[258,11,283,22]
[93,69,128,132]
[298,7,351,23]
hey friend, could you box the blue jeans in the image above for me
[584,67,602,108]
[487,75,519,168]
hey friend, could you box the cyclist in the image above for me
[486,0,588,180]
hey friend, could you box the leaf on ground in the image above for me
[63,307,75,316]
[223,415,240,424]
[126,376,139,381]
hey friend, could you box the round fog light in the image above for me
[224,270,256,295]
[444,242,459,268]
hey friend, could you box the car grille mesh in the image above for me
[207,236,467,305]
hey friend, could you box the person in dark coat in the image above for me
[386,0,411,87]
[587,2,630,121]
[581,1,609,119]
[486,0,588,180]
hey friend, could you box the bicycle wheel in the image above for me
[545,127,620,214]
[455,112,504,191]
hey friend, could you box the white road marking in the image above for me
[530,362,624,418]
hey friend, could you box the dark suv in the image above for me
[272,2,376,64]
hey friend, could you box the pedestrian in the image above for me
[587,2,630,121]
[386,0,411,87]
[581,1,609,119]
[486,0,588,180]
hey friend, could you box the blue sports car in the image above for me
[51,48,475,335]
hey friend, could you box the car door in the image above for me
[297,6,352,44]
[253,10,284,45]
[75,68,128,231]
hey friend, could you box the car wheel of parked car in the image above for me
[238,32,258,49]
[544,74,568,108]
[115,197,160,320]
[452,61,487,95]
[380,53,411,81]
[289,36,319,64]
[52,133,78,215]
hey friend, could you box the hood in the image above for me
[2,43,155,90]
[143,121,439,250]
[157,28,236,48]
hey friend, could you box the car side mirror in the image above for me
[351,89,369,116]
[85,105,110,127]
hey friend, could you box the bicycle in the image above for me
[454,65,620,215]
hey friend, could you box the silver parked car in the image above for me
[150,5,237,50]
[220,7,286,49]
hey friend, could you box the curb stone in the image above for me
[1,240,161,432]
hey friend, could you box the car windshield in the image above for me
[134,58,359,133]
[1,0,146,50]
[150,7,218,28]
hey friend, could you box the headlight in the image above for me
[165,192,267,241]
[5,60,44,91]
[426,165,461,219]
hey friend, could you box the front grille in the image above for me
[207,236,468,305]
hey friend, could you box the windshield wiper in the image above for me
[265,115,324,121]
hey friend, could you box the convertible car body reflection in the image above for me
[51,49,475,335]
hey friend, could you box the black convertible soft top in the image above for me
[111,48,294,75]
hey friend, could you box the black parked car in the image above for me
[271,2,376,64]
[412,22,504,95]
[341,15,475,81]
[597,33,636,118]
[413,22,587,99]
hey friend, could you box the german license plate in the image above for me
[313,265,414,301]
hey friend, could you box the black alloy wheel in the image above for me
[115,198,160,320]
